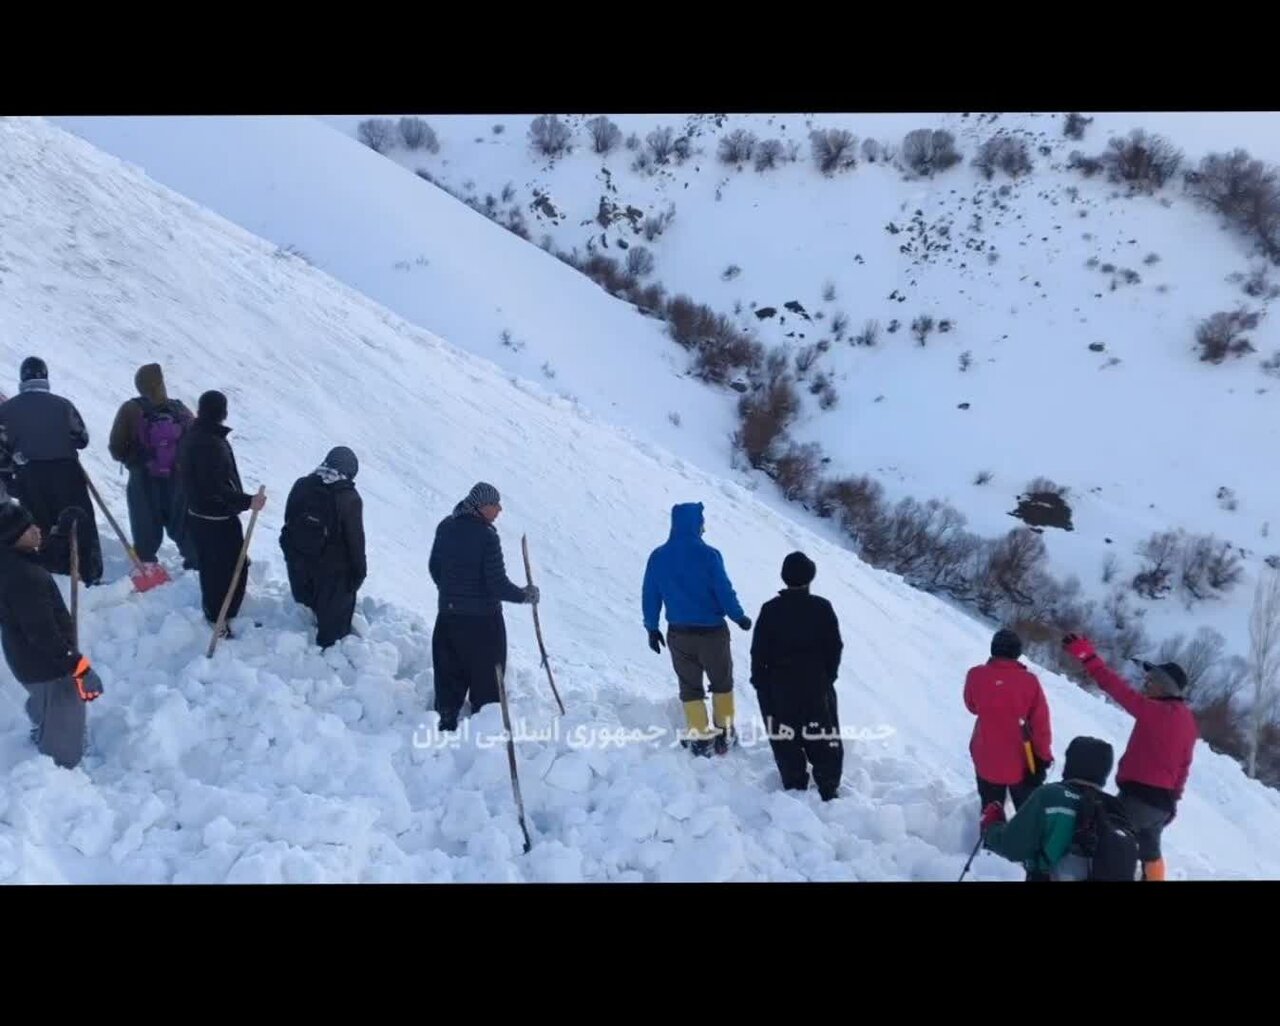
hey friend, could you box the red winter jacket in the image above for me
[964,658,1053,785]
[1081,656,1198,809]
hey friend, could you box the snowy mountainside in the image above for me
[7,115,1280,881]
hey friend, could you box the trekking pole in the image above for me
[81,468,170,591]
[521,534,564,715]
[70,520,80,648]
[206,486,264,659]
[958,834,984,882]
[494,663,532,854]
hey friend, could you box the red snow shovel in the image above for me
[82,469,171,592]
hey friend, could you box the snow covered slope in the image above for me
[6,117,1280,882]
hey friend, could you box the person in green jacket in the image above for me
[980,735,1133,881]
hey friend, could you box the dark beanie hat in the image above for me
[20,356,47,383]
[781,551,816,587]
[197,390,228,423]
[0,498,35,546]
[466,482,501,508]
[991,628,1022,660]
[323,446,359,479]
[1062,736,1114,787]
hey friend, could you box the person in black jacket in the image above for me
[177,390,266,634]
[428,482,537,730]
[0,498,103,769]
[280,446,367,649]
[750,551,844,800]
[0,357,103,584]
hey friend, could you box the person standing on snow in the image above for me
[750,551,844,798]
[980,735,1138,881]
[1060,633,1198,881]
[428,482,538,731]
[0,357,103,585]
[0,498,104,769]
[964,628,1053,815]
[108,363,198,570]
[642,501,752,757]
[177,390,266,636]
[279,446,367,650]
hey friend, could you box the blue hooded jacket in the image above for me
[642,502,746,631]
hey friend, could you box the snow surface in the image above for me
[6,116,1280,882]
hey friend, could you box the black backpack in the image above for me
[1070,787,1141,881]
[282,478,339,559]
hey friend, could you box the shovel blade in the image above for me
[130,562,171,592]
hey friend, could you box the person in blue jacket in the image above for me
[643,502,752,756]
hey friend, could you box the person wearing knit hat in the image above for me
[980,735,1140,881]
[108,363,198,570]
[1061,633,1199,881]
[428,482,538,730]
[279,447,367,649]
[0,497,104,770]
[177,389,267,636]
[749,551,845,796]
[0,356,104,585]
[964,627,1054,818]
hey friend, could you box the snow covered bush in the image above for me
[587,116,623,155]
[901,129,962,176]
[1099,130,1183,192]
[810,129,858,175]
[646,127,676,164]
[626,246,655,278]
[754,139,785,171]
[398,117,439,153]
[973,135,1033,180]
[1067,151,1104,178]
[529,115,573,159]
[1196,308,1261,363]
[1064,112,1093,140]
[357,118,395,154]
[718,130,757,166]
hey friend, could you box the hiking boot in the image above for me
[688,737,714,758]
[713,725,738,756]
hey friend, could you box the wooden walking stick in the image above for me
[206,486,265,658]
[81,468,170,592]
[495,663,532,854]
[521,534,564,715]
[70,520,79,647]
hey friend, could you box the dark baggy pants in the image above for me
[977,775,1037,814]
[1120,791,1174,861]
[667,626,734,701]
[187,514,247,624]
[24,675,86,769]
[432,612,506,726]
[286,558,357,649]
[14,459,103,584]
[127,468,196,567]
[756,681,843,798]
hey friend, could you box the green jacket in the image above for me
[982,781,1100,879]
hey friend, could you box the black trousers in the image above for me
[127,469,196,567]
[286,557,358,649]
[187,514,248,623]
[432,612,506,724]
[977,775,1037,813]
[14,459,103,584]
[1120,792,1174,861]
[755,682,843,798]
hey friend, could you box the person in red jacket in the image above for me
[964,628,1053,816]
[1061,633,1197,881]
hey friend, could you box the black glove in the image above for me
[736,616,752,631]
[1028,754,1051,787]
[73,657,103,702]
[648,629,665,654]
[56,506,89,533]
[523,585,540,605]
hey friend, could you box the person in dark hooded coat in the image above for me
[0,357,103,584]
[749,551,844,799]
[108,362,197,569]
[280,446,367,649]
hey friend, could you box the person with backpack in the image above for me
[979,735,1140,881]
[177,390,266,636]
[1060,634,1198,881]
[428,482,538,731]
[749,551,844,799]
[0,357,103,585]
[0,497,104,769]
[964,627,1053,816]
[642,501,752,757]
[279,447,366,649]
[108,363,197,570]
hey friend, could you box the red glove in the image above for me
[980,801,1005,833]
[1062,633,1097,663]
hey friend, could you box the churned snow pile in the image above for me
[3,116,1280,882]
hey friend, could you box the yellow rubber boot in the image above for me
[712,692,735,731]
[682,699,711,739]
[1143,858,1166,881]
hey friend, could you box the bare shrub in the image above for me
[911,315,935,345]
[1196,308,1262,363]
[736,375,801,466]
[973,134,1033,180]
[901,129,962,176]
[853,319,878,346]
[959,350,973,372]
[587,115,623,155]
[718,129,757,166]
[694,321,764,385]
[1099,129,1183,192]
[529,115,572,158]
[1188,150,1280,262]
[1133,529,1180,599]
[974,470,993,486]
[1067,151,1104,178]
[795,345,819,377]
[398,117,439,152]
[810,129,858,175]
[754,139,785,172]
[1180,534,1244,601]
[1064,112,1093,141]
[357,118,395,153]
[1102,552,1119,585]
[626,246,655,278]
[770,441,824,502]
[646,127,676,164]
[666,295,717,349]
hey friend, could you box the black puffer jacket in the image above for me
[750,587,844,719]
[428,504,527,616]
[178,417,252,519]
[0,545,79,684]
[280,472,367,590]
